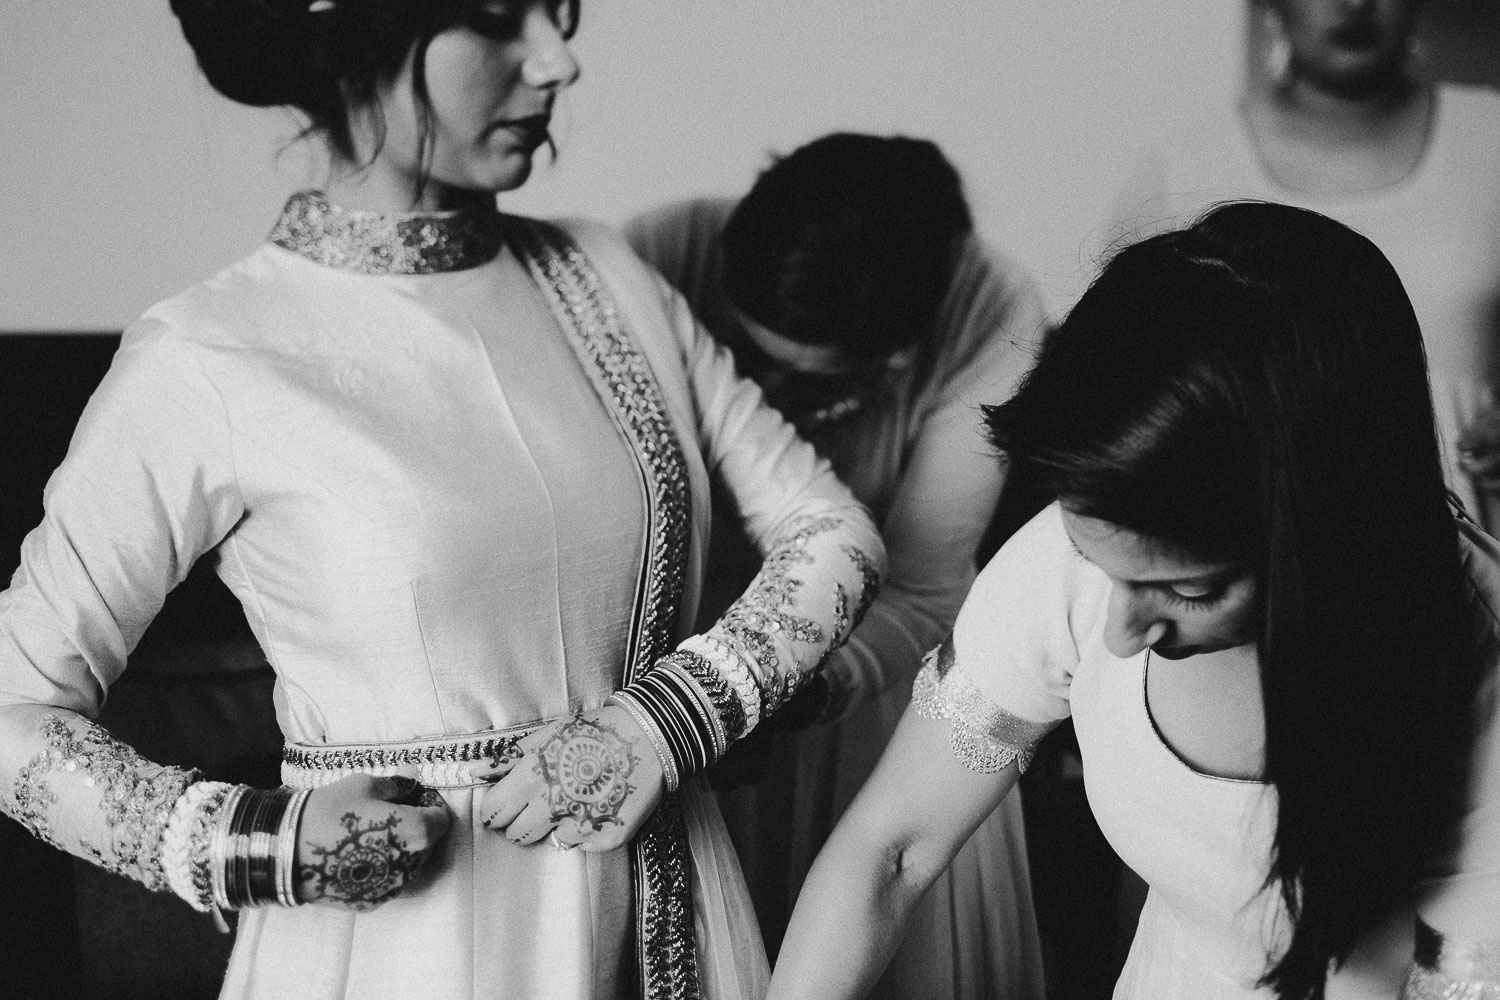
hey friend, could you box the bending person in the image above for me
[0,3,884,999]
[627,133,1046,999]
[768,202,1500,1000]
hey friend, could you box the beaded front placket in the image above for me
[506,218,701,1000]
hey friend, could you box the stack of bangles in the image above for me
[608,649,750,793]
[162,781,313,915]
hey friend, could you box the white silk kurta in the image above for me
[0,202,883,1000]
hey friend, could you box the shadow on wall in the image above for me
[0,334,279,1000]
[1425,0,1500,87]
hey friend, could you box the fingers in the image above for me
[501,800,559,846]
[478,768,534,832]
[467,752,523,784]
[407,795,454,843]
[369,773,423,804]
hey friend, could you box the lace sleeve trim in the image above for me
[9,714,198,892]
[910,636,1057,774]
[712,513,880,716]
[1401,919,1500,999]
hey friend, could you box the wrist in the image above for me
[608,691,680,793]
[161,784,314,914]
[612,648,746,788]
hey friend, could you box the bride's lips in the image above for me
[487,113,552,147]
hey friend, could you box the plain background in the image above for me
[1,2,1496,329]
[2,0,1245,330]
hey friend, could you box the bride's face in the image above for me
[369,1,581,203]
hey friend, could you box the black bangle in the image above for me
[660,650,746,743]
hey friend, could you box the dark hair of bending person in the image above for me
[721,132,973,387]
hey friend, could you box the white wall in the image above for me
[0,1,1244,331]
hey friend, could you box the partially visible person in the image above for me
[766,202,1500,1000]
[628,133,1047,1000]
[1116,0,1500,522]
[0,3,886,998]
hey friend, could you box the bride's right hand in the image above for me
[294,774,453,909]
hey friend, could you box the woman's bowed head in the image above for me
[771,202,1491,1000]
[169,0,581,210]
[986,201,1483,999]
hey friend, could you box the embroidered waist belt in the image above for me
[281,723,540,789]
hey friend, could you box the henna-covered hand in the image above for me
[478,706,663,853]
[294,774,453,910]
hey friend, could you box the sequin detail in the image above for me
[9,714,197,892]
[1402,920,1500,999]
[269,191,505,275]
[911,637,1056,774]
[507,218,699,1000]
[716,515,832,708]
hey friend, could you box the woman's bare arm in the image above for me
[766,705,1022,999]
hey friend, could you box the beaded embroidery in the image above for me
[911,637,1056,774]
[713,514,879,714]
[281,730,532,789]
[269,191,506,275]
[1402,920,1500,1000]
[9,714,197,892]
[506,218,699,1000]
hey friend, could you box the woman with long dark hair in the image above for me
[0,2,883,998]
[766,201,1499,1000]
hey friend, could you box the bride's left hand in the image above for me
[478,705,665,852]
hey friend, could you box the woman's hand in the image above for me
[478,706,664,852]
[295,773,454,909]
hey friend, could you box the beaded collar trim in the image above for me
[269,190,506,275]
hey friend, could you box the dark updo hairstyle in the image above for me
[987,202,1483,1000]
[170,0,577,179]
[721,132,973,361]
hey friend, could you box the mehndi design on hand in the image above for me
[535,716,638,833]
[299,810,426,911]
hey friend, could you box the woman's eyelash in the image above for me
[1162,586,1227,610]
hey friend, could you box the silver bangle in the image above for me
[275,788,311,907]
[610,691,679,792]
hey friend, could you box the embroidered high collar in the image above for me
[269,191,506,275]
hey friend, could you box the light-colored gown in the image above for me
[627,198,1048,999]
[1114,83,1500,516]
[0,193,884,1000]
[915,503,1500,999]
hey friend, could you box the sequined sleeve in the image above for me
[666,271,886,736]
[696,512,882,728]
[911,634,1059,774]
[0,317,243,892]
[4,707,198,891]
